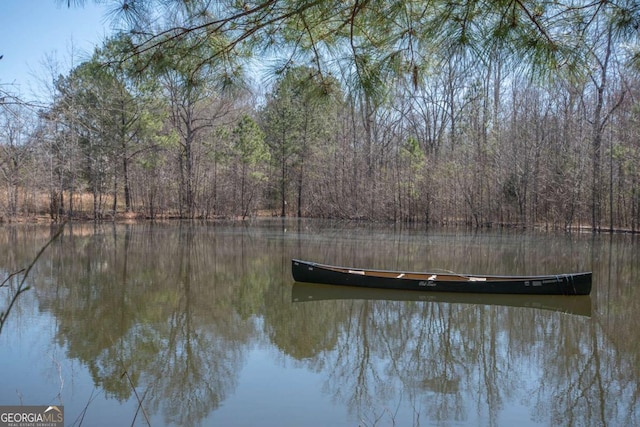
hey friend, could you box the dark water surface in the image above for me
[0,220,638,426]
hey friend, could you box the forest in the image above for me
[1,1,640,231]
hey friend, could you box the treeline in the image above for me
[1,30,639,231]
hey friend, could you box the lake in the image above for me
[0,220,638,426]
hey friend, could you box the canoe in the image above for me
[291,283,592,316]
[291,259,592,295]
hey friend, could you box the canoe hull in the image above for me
[291,259,592,296]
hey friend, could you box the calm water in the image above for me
[0,220,638,427]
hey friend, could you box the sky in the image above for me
[1,0,113,98]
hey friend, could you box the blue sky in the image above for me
[1,1,113,96]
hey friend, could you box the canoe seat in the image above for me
[348,270,365,275]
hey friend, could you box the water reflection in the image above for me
[291,282,593,316]
[285,284,596,425]
[0,221,638,426]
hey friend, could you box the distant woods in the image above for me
[2,1,640,231]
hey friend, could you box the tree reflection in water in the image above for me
[286,296,604,426]
[31,223,258,426]
[0,221,638,426]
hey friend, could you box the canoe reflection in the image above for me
[291,282,592,317]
